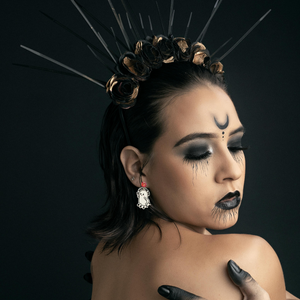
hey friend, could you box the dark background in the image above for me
[1,0,300,299]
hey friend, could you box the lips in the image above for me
[217,191,240,203]
[215,191,241,210]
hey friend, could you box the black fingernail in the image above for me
[227,260,249,286]
[85,251,94,262]
[229,260,241,273]
[83,273,93,284]
[158,286,170,297]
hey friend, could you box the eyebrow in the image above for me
[173,125,245,148]
[229,125,246,136]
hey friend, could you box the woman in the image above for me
[13,1,299,299]
[87,61,287,300]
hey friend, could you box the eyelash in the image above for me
[183,146,248,162]
[184,152,212,162]
[228,146,248,153]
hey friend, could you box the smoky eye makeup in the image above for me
[227,136,248,153]
[182,144,212,162]
[228,137,242,147]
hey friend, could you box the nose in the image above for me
[214,149,244,184]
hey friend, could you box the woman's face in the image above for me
[144,85,246,232]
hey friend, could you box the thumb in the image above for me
[227,260,270,300]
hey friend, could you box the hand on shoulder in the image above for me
[215,233,286,300]
[150,229,286,300]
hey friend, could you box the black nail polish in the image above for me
[83,273,93,284]
[158,286,170,297]
[229,260,241,273]
[85,251,94,262]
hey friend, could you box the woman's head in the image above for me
[136,86,245,232]
[88,62,245,251]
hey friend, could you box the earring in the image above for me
[136,181,151,209]
[131,177,135,181]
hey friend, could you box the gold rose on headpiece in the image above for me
[190,42,210,66]
[134,40,163,69]
[106,74,139,109]
[210,62,224,74]
[152,35,175,63]
[118,52,151,81]
[173,37,191,61]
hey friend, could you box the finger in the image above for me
[83,273,93,284]
[158,285,206,300]
[227,260,270,300]
[227,260,252,286]
[85,251,94,262]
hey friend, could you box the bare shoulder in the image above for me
[90,223,285,300]
[222,234,286,300]
[208,232,280,260]
[143,223,286,300]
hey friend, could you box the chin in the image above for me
[208,208,240,230]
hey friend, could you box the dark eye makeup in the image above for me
[183,144,212,163]
[184,151,212,162]
[227,137,248,153]
[183,138,248,163]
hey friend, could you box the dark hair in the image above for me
[87,61,227,253]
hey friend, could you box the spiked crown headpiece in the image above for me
[19,0,270,109]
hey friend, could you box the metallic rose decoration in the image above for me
[118,52,151,81]
[134,40,163,69]
[210,62,224,74]
[173,37,191,61]
[190,42,210,66]
[152,35,175,63]
[106,74,139,109]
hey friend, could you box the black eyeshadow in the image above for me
[227,138,242,147]
[184,144,209,155]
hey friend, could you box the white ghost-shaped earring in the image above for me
[136,181,151,209]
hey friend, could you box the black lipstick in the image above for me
[215,191,240,210]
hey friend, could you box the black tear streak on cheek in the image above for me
[232,151,244,165]
[191,160,209,185]
[202,159,209,177]
[199,160,209,178]
[191,163,198,186]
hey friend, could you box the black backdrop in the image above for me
[1,0,300,299]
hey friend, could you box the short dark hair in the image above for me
[86,61,227,253]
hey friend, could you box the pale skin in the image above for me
[90,85,296,300]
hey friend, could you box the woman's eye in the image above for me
[228,146,248,153]
[183,151,212,162]
[227,138,248,153]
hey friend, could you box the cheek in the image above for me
[148,156,213,218]
[230,151,246,198]
[236,152,246,185]
[184,159,210,181]
[232,151,246,166]
[148,156,187,196]
[241,154,246,192]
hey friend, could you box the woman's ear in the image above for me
[120,146,145,188]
